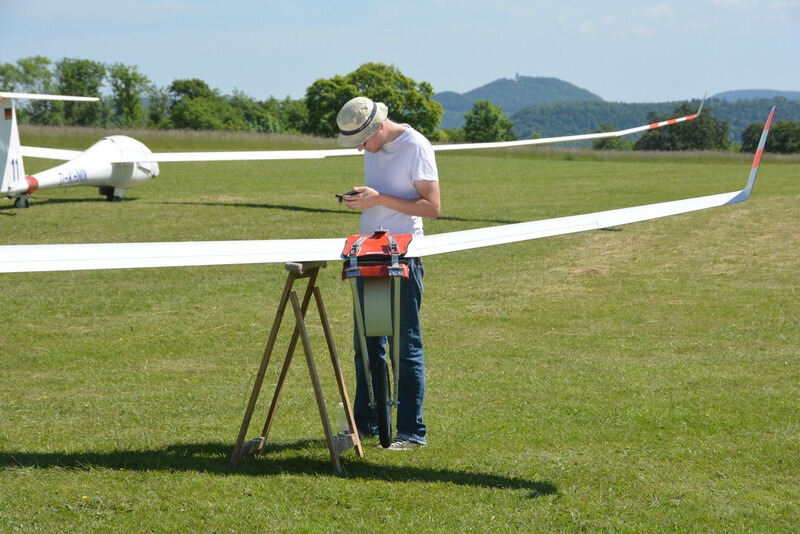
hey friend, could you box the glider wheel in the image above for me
[99,186,123,202]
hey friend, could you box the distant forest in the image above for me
[510,98,800,143]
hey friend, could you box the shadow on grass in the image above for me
[151,200,361,217]
[0,196,518,225]
[148,200,521,225]
[0,197,137,209]
[1,441,556,498]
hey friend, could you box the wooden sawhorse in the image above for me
[229,261,364,473]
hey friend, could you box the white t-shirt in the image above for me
[360,126,439,236]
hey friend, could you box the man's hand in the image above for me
[341,182,440,219]
[342,186,379,209]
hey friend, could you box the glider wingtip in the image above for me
[727,107,776,205]
[696,92,707,116]
[766,105,777,124]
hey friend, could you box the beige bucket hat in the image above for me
[336,96,388,147]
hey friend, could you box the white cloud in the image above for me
[645,5,675,18]
[584,6,673,38]
[7,0,203,21]
[629,25,654,37]
[769,0,800,8]
[713,0,756,7]
[579,20,596,34]
[602,15,620,25]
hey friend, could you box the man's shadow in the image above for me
[0,197,519,226]
[1,441,556,499]
[147,199,520,225]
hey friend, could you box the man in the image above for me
[336,96,440,450]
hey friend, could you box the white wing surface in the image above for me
[408,191,740,257]
[0,238,345,273]
[0,92,99,102]
[20,146,83,161]
[0,107,773,275]
[99,100,705,163]
[127,148,360,163]
[19,146,360,162]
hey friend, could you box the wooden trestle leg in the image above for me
[229,261,362,473]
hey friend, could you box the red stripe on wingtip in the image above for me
[25,175,39,194]
[752,148,764,169]
[752,109,777,169]
[648,114,695,129]
[764,109,776,130]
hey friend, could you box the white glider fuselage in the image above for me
[1,94,160,204]
[25,135,159,198]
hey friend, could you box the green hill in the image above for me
[705,97,800,141]
[434,75,602,129]
[712,89,800,102]
[433,75,799,143]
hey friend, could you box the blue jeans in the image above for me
[352,258,426,444]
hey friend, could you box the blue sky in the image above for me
[2,0,798,103]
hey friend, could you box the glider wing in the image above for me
[0,238,346,273]
[433,97,705,152]
[11,94,702,163]
[0,92,99,102]
[129,148,360,163]
[20,146,83,160]
[0,107,773,275]
[102,99,706,163]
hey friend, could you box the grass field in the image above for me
[2,127,798,531]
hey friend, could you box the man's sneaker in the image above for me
[385,439,424,450]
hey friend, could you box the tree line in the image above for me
[0,56,308,133]
[592,102,800,153]
[1,56,797,153]
[0,57,444,138]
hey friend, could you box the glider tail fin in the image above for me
[0,93,100,199]
[0,96,28,198]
